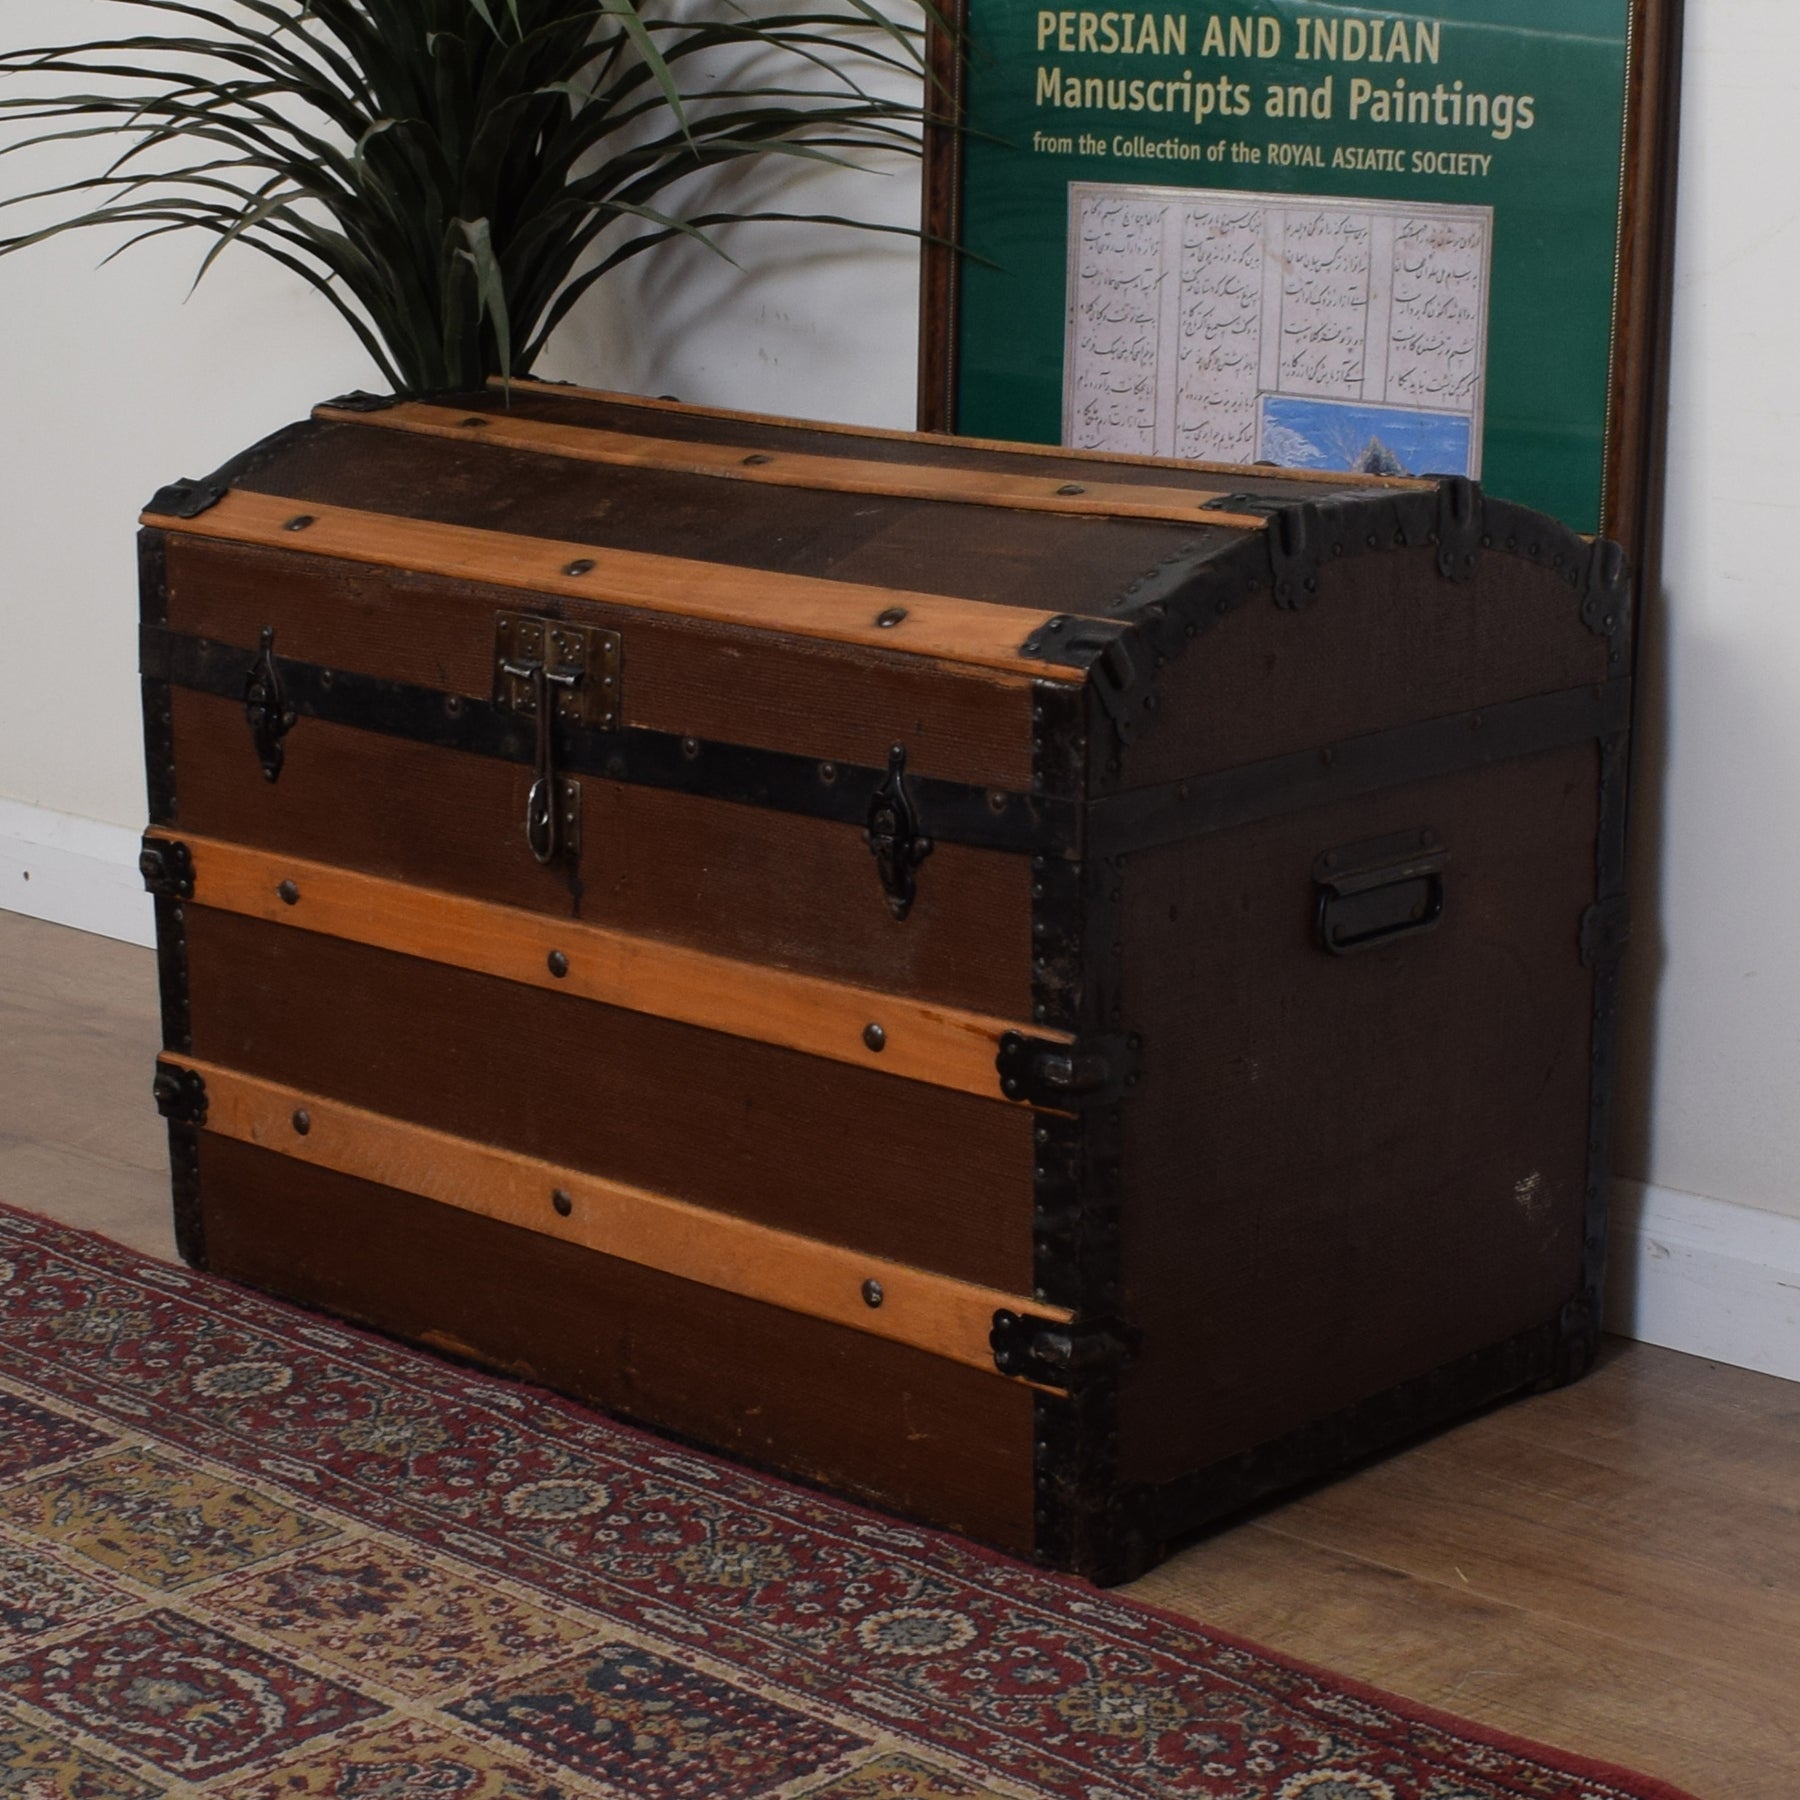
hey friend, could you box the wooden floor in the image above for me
[1,908,1795,1799]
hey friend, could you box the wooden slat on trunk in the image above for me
[159,832,1046,1099]
[145,491,1087,678]
[199,1137,1039,1551]
[314,399,1279,528]
[177,1056,1063,1372]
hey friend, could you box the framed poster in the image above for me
[919,0,1681,563]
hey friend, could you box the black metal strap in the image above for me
[1089,680,1632,857]
[144,626,1630,863]
[139,624,1080,861]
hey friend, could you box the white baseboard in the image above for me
[1608,1180,1800,1383]
[0,798,153,948]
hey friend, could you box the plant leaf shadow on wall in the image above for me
[0,0,933,391]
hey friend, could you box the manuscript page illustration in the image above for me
[1064,182,1493,477]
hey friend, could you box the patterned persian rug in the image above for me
[0,1201,1694,1800]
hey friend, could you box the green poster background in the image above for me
[954,0,1632,531]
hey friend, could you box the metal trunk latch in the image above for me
[492,614,621,865]
[244,627,297,782]
[866,743,932,920]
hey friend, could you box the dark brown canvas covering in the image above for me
[139,380,1632,1580]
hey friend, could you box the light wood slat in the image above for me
[178,1056,1066,1375]
[315,399,1276,530]
[139,490,1087,682]
[159,833,1053,1102]
[490,375,1436,493]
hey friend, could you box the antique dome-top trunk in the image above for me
[137,382,1631,1582]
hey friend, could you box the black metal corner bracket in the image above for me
[865,743,933,920]
[1267,499,1327,608]
[143,477,229,520]
[244,627,297,783]
[1032,626,1158,755]
[1205,491,1330,608]
[991,1310,1131,1388]
[1018,616,1158,746]
[1434,475,1485,582]
[997,1030,1138,1107]
[1581,535,1631,638]
[152,1063,208,1128]
[144,420,317,525]
[1018,612,1129,667]
[138,837,194,900]
[322,389,405,413]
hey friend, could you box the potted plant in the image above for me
[0,0,931,392]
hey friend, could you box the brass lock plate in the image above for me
[492,615,622,730]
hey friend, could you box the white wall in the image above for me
[3,2,1798,1375]
[0,0,920,839]
[1616,2,1800,1227]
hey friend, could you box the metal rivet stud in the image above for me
[461,415,490,428]
[291,1109,311,1135]
[562,558,595,577]
[862,1023,886,1052]
[861,1279,884,1308]
[1056,483,1085,496]
[876,606,908,629]
[276,880,300,906]
[552,1189,573,1217]
[547,950,569,978]
[743,453,773,466]
[681,737,700,760]
[283,514,315,532]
